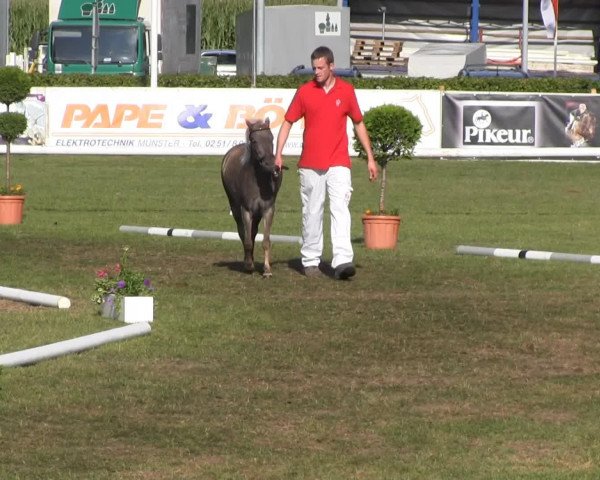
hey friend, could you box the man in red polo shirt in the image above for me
[275,46,377,280]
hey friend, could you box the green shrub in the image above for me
[0,66,32,108]
[0,67,30,194]
[0,111,27,142]
[354,104,422,214]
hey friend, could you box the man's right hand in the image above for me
[275,154,283,170]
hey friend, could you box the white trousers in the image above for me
[299,166,353,269]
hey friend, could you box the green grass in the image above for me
[2,155,600,479]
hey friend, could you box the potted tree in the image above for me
[0,67,31,225]
[353,104,422,249]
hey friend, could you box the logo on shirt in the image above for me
[336,99,341,108]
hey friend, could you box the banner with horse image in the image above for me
[442,93,599,150]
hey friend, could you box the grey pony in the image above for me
[221,118,283,277]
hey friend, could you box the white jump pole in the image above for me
[456,245,600,265]
[0,286,71,309]
[0,322,151,368]
[120,225,302,245]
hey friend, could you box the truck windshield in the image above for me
[52,26,138,64]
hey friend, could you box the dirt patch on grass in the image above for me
[465,327,600,380]
[0,298,35,312]
[507,440,593,472]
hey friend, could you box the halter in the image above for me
[248,126,271,137]
[245,125,279,178]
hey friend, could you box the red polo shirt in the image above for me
[285,78,363,169]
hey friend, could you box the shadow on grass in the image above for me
[213,260,252,274]
[287,257,336,278]
[351,236,365,245]
[214,258,312,276]
[214,257,353,279]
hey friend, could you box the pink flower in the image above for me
[96,269,108,279]
[114,263,122,274]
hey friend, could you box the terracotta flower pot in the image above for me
[0,195,25,225]
[362,214,401,250]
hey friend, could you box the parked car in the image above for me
[290,64,362,78]
[200,49,236,76]
[458,64,529,78]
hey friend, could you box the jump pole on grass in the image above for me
[120,225,302,245]
[456,245,600,264]
[0,322,151,368]
[0,286,71,309]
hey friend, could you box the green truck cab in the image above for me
[46,0,150,76]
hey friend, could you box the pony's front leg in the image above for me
[262,207,275,277]
[241,209,255,272]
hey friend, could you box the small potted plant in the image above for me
[0,67,31,225]
[92,246,155,323]
[353,104,422,249]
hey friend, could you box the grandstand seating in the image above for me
[350,20,598,76]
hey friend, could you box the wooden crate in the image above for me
[351,39,405,67]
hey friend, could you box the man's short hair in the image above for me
[311,46,334,65]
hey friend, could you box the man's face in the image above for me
[311,57,334,85]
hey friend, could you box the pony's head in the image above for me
[246,118,279,176]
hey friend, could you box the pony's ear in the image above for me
[245,118,253,128]
[264,117,270,127]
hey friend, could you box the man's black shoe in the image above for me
[334,262,356,280]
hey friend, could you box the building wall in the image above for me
[237,5,350,76]
[161,0,202,73]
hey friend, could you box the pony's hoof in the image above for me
[262,271,272,278]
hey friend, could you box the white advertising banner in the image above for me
[5,86,599,159]
[41,87,441,156]
[355,89,441,153]
[45,87,297,155]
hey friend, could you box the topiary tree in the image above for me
[0,67,31,195]
[354,104,422,214]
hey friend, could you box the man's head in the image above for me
[310,46,335,86]
[311,46,334,65]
